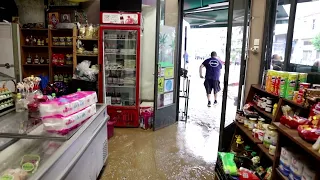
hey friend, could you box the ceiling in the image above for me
[184,0,289,28]
[183,0,246,28]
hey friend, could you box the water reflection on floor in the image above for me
[99,121,218,180]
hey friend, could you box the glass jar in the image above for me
[52,37,59,46]
[263,125,278,148]
[236,110,244,123]
[248,117,257,130]
[244,117,249,128]
[79,25,86,37]
[66,37,72,46]
[65,54,73,65]
[59,37,66,46]
[257,117,266,130]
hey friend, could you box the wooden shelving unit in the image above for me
[276,168,288,180]
[234,84,320,179]
[19,28,50,78]
[235,121,261,143]
[19,27,76,81]
[257,144,274,162]
[273,122,320,161]
[252,105,273,119]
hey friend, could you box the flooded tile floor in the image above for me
[99,121,219,180]
[99,60,239,179]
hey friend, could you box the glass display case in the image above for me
[0,104,109,180]
[0,72,15,116]
[104,29,138,107]
[99,12,141,127]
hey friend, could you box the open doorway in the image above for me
[179,0,250,157]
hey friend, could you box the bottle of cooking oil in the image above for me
[231,135,245,155]
[272,103,278,116]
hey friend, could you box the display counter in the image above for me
[0,104,109,180]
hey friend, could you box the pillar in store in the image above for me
[244,0,267,99]
[165,0,179,28]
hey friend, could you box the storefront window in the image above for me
[289,0,320,74]
[270,0,291,70]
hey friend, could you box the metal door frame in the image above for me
[153,0,184,131]
[218,0,251,151]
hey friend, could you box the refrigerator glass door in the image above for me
[103,29,138,106]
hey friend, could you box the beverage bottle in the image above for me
[111,92,116,104]
[116,92,121,104]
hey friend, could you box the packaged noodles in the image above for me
[270,70,278,94]
[278,71,289,97]
[298,73,308,89]
[285,72,298,100]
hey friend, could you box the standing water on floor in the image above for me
[100,122,217,180]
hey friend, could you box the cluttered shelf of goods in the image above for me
[0,73,109,179]
[216,70,320,180]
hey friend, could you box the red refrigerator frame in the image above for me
[99,12,141,127]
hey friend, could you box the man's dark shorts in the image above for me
[204,79,221,94]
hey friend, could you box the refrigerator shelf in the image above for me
[105,53,136,55]
[107,85,135,88]
[105,39,136,41]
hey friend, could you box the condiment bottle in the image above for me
[26,54,32,64]
[231,135,245,155]
[272,103,278,116]
[34,54,39,64]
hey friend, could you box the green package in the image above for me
[279,71,288,97]
[285,72,298,100]
[298,73,308,88]
[218,152,238,176]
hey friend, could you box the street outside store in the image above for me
[179,58,241,131]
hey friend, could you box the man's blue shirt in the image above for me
[202,57,222,80]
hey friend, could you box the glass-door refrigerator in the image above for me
[99,12,141,127]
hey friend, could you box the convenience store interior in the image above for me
[0,0,320,179]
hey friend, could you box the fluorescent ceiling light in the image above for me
[185,6,228,14]
[208,2,229,8]
[199,20,216,27]
[184,2,229,14]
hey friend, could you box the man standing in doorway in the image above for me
[199,51,222,107]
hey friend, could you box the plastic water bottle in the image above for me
[15,93,25,112]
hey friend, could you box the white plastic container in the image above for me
[301,166,316,180]
[289,155,305,179]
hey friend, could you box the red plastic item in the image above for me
[309,102,320,117]
[297,125,320,142]
[107,107,139,127]
[238,168,260,180]
[107,121,115,139]
[280,115,309,129]
[140,109,153,130]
